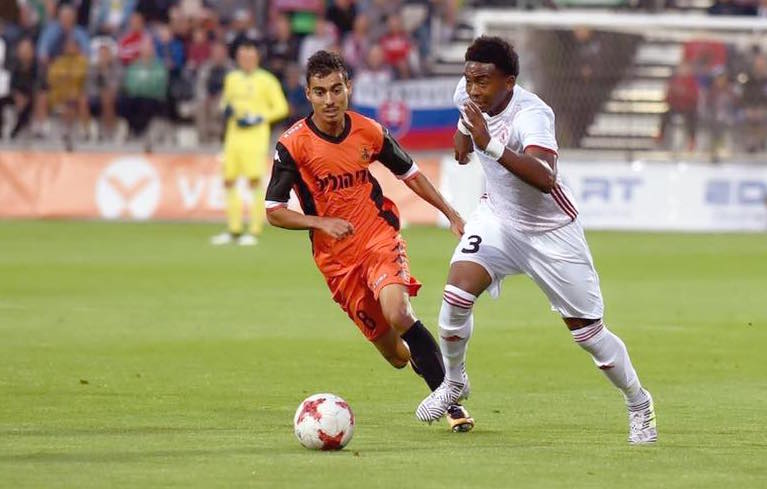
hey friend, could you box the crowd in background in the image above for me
[0,0,459,145]
[659,39,767,155]
[2,0,767,154]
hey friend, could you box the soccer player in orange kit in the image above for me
[265,51,474,431]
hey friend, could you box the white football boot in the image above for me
[210,232,234,245]
[628,389,657,444]
[237,234,258,246]
[416,369,471,423]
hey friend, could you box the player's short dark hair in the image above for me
[465,36,519,77]
[306,50,349,85]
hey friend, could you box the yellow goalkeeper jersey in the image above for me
[221,68,289,141]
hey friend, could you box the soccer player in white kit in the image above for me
[415,36,657,444]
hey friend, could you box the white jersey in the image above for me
[454,77,578,232]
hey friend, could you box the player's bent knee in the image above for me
[382,303,415,334]
[447,261,492,297]
[564,317,601,331]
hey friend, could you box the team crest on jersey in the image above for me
[360,147,371,162]
[494,122,512,145]
[376,100,411,139]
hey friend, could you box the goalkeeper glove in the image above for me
[236,114,264,128]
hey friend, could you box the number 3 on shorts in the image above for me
[461,235,482,254]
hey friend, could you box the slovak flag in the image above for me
[352,78,460,151]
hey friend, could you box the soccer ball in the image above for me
[293,393,355,450]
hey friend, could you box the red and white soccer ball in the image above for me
[293,393,355,450]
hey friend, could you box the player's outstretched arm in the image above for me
[266,208,354,240]
[404,173,465,237]
[462,101,557,193]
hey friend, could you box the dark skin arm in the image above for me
[454,130,473,165]
[462,101,557,193]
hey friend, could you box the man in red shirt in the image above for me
[118,12,152,66]
[658,61,699,150]
[379,14,415,79]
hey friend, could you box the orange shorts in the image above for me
[325,238,422,342]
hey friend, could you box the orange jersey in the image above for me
[265,111,420,277]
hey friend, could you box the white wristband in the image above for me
[457,117,471,136]
[482,138,505,161]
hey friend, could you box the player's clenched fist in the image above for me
[454,131,473,165]
[319,217,354,239]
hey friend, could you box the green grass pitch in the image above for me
[1,221,766,488]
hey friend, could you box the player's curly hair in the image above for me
[465,36,519,77]
[306,50,349,84]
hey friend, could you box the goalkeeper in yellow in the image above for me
[211,40,289,246]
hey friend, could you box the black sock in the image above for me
[401,320,445,391]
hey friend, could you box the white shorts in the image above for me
[450,201,604,319]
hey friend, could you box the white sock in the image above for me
[572,320,648,408]
[439,285,476,382]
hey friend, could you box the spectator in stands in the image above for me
[266,13,299,80]
[326,0,357,37]
[704,69,737,160]
[354,44,393,85]
[342,13,370,75]
[7,37,42,138]
[195,40,231,142]
[658,61,699,151]
[37,4,89,64]
[378,13,417,79]
[63,0,92,28]
[176,0,208,19]
[168,5,193,41]
[16,1,48,37]
[282,63,311,126]
[154,22,185,76]
[226,9,262,59]
[136,0,178,24]
[118,12,151,65]
[758,0,767,16]
[47,36,90,143]
[366,0,401,41]
[186,26,211,70]
[740,54,767,152]
[207,0,250,24]
[89,0,137,35]
[563,27,605,147]
[298,18,337,68]
[121,38,168,137]
[0,14,23,48]
[88,42,122,139]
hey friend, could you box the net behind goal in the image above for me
[470,10,767,158]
